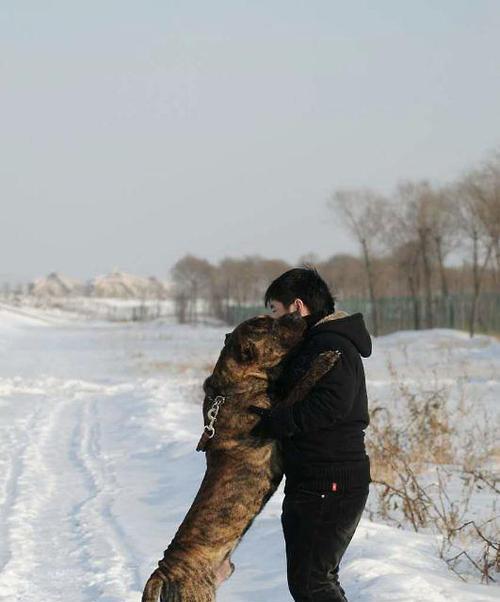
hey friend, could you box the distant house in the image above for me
[89,270,169,299]
[30,272,84,297]
[147,276,170,299]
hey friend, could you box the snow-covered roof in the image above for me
[30,272,84,297]
[89,271,169,298]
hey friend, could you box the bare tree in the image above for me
[216,257,256,314]
[328,188,390,336]
[253,257,291,305]
[171,255,214,323]
[454,173,495,337]
[215,256,290,322]
[382,180,458,328]
[394,181,440,328]
[429,186,460,299]
[462,153,500,287]
[394,239,423,329]
[318,254,366,300]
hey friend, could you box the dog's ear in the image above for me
[271,311,307,345]
[272,311,304,332]
[281,311,303,324]
[233,338,258,364]
[203,375,214,395]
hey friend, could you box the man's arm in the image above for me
[290,353,356,432]
[249,350,357,438]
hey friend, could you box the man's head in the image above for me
[264,267,335,320]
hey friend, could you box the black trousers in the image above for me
[281,483,369,601]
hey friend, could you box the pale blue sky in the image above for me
[2,1,500,283]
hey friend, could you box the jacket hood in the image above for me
[306,310,372,358]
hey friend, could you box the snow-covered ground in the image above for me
[0,303,498,601]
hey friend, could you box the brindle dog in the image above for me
[142,312,341,602]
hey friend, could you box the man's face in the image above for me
[268,298,310,319]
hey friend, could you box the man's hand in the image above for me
[248,405,299,439]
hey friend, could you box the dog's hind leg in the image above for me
[142,568,216,602]
[161,579,215,602]
[142,568,169,602]
[142,562,217,602]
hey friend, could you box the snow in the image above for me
[0,302,498,601]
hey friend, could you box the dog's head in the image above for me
[230,312,307,366]
[204,312,307,395]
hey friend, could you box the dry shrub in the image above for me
[366,358,499,584]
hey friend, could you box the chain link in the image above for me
[203,395,226,439]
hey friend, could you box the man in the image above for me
[249,267,372,602]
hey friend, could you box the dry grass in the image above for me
[366,358,499,584]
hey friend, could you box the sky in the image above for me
[2,1,500,284]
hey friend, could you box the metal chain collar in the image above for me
[203,394,226,439]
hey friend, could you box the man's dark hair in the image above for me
[264,266,335,316]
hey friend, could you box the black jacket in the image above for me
[269,310,373,493]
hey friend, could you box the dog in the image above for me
[142,312,341,601]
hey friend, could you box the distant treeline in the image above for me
[171,151,500,337]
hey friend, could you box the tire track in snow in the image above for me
[0,408,41,575]
[0,390,64,600]
[69,393,142,601]
[0,379,143,601]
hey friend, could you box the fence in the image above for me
[224,292,500,336]
[4,292,498,335]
